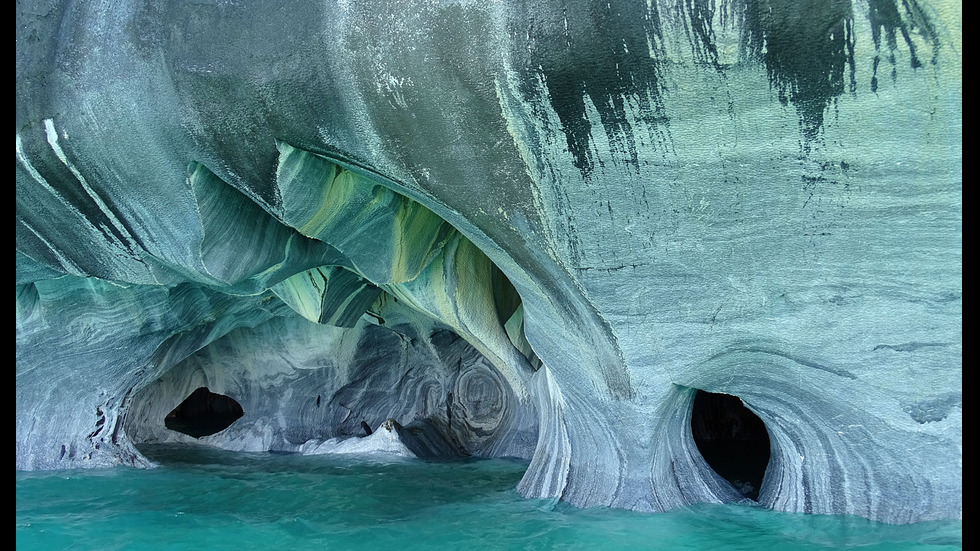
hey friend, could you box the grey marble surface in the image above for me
[16,0,960,524]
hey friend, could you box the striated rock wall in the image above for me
[16,0,960,524]
[124,303,538,459]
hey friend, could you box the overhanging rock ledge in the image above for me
[16,0,960,525]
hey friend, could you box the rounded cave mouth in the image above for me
[164,387,244,439]
[690,389,770,501]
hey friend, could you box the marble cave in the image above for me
[16,0,960,525]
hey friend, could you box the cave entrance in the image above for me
[691,390,770,501]
[164,387,244,438]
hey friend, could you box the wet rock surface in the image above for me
[17,0,960,524]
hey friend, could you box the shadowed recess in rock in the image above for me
[164,387,244,439]
[268,142,540,399]
[120,144,542,461]
[691,389,770,501]
[13,0,960,526]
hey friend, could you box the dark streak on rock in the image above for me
[732,1,936,148]
[717,346,858,380]
[873,342,949,352]
[902,393,960,424]
[737,0,857,148]
[113,386,136,445]
[867,0,940,92]
[684,0,722,66]
[513,1,939,170]
[446,391,454,429]
[801,457,813,514]
[87,406,106,439]
[518,0,668,178]
[575,263,642,272]
[669,459,681,491]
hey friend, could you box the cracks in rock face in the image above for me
[446,391,454,431]
[87,406,107,440]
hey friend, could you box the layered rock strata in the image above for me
[16,0,960,524]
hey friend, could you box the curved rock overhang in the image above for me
[16,0,961,526]
[114,145,548,459]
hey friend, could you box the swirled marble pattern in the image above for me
[17,0,960,524]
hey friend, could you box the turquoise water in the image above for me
[17,445,961,550]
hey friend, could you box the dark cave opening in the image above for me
[691,390,770,501]
[164,387,244,438]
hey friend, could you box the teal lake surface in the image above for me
[16,445,961,550]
